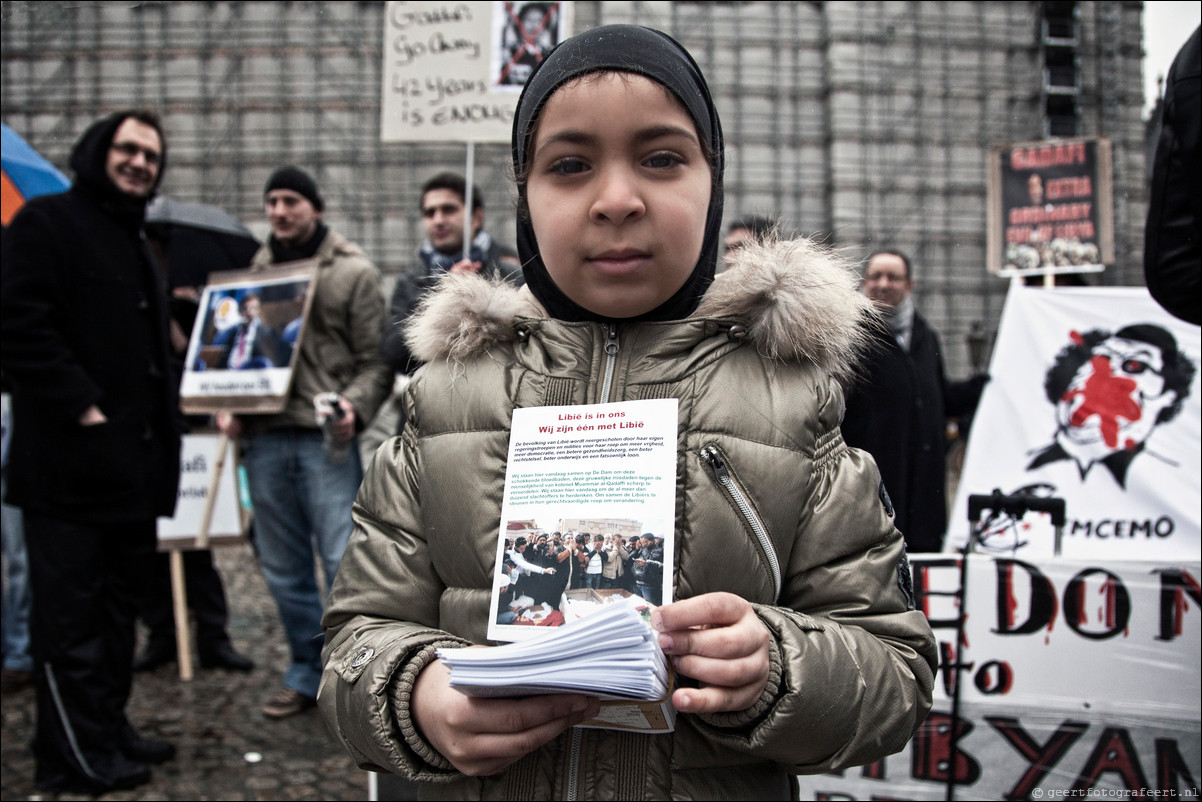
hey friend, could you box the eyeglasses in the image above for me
[110,141,162,166]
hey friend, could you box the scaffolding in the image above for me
[1,0,1150,378]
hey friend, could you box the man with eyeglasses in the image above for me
[1,110,181,793]
[840,250,987,554]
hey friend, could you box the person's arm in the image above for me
[509,548,552,576]
[320,431,594,780]
[0,203,104,422]
[656,376,936,772]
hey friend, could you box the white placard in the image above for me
[156,434,243,541]
[381,1,573,143]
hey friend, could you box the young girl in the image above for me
[320,25,936,800]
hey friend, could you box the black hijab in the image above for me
[512,25,725,323]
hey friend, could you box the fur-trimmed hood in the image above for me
[405,236,878,386]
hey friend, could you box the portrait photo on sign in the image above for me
[179,260,317,415]
[491,2,566,89]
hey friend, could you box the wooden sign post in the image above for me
[157,431,246,681]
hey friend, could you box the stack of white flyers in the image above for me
[439,600,669,701]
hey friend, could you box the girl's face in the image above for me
[526,73,712,319]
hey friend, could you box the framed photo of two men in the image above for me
[179,259,318,415]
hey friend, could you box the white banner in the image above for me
[948,285,1201,561]
[381,1,573,143]
[797,554,1202,800]
[798,704,1200,801]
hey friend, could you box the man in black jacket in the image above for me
[0,110,182,794]
[380,172,522,377]
[366,173,524,448]
[841,250,986,553]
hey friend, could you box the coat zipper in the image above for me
[567,324,618,800]
[700,445,782,601]
[599,323,619,403]
[567,727,583,800]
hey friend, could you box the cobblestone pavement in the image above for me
[1,539,370,801]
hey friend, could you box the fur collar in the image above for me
[405,236,878,387]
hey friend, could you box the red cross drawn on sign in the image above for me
[499,2,560,85]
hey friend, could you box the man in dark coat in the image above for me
[379,171,523,377]
[841,250,986,553]
[0,110,183,794]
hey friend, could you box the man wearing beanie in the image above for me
[1,110,181,793]
[217,165,391,719]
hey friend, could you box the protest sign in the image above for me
[381,1,573,143]
[947,285,1201,561]
[179,260,317,415]
[988,137,1114,276]
[798,554,1201,800]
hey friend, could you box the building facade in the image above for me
[1,1,1150,377]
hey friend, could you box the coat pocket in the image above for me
[699,444,782,602]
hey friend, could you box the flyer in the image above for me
[487,398,678,644]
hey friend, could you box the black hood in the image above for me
[68,111,165,222]
[511,25,725,324]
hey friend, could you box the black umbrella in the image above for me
[145,196,261,339]
[146,196,260,290]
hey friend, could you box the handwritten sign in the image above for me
[381,1,573,143]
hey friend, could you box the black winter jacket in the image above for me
[0,119,182,521]
[1145,26,1201,325]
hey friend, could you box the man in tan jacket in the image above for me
[218,166,391,719]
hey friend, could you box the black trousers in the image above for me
[139,548,232,652]
[25,513,157,786]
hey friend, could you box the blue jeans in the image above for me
[2,471,33,672]
[583,573,602,590]
[242,428,362,698]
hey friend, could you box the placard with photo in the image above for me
[179,260,317,414]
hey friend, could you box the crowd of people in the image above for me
[1,17,1194,802]
[499,531,666,618]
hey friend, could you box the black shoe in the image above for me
[35,753,152,794]
[119,723,176,764]
[132,641,176,672]
[199,642,255,672]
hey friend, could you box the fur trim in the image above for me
[405,237,879,384]
[696,236,879,386]
[405,273,540,366]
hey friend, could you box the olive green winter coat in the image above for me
[319,237,938,800]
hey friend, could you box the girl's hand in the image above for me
[412,658,601,776]
[651,592,771,714]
